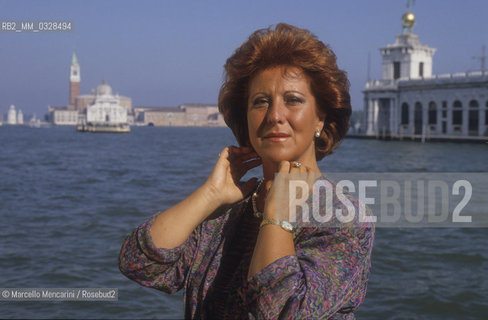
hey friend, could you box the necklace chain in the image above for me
[251,179,265,218]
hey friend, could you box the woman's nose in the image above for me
[266,99,286,124]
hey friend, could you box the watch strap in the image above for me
[260,218,293,233]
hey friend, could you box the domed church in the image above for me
[85,80,128,125]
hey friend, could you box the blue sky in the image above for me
[1,0,487,116]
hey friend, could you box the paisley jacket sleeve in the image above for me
[118,214,200,294]
[245,210,374,319]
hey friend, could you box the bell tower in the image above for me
[69,51,80,106]
[380,1,435,80]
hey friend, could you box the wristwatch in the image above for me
[260,218,293,233]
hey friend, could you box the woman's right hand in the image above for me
[203,146,262,207]
[150,146,261,249]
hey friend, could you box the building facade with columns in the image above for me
[85,81,128,125]
[363,9,488,139]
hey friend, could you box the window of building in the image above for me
[452,100,463,125]
[469,100,479,108]
[419,62,424,77]
[414,102,423,134]
[442,101,447,109]
[486,101,488,124]
[442,110,447,118]
[401,103,409,124]
[428,101,437,124]
[394,62,401,79]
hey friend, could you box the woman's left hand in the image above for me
[263,161,319,221]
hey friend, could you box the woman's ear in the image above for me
[316,111,326,132]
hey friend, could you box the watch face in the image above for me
[281,221,293,232]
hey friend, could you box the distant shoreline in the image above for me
[346,134,488,143]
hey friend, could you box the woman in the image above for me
[119,23,374,319]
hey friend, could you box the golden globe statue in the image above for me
[402,12,415,32]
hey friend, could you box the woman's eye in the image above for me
[286,96,304,105]
[253,98,270,107]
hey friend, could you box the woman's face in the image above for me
[247,65,324,165]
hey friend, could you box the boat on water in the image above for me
[76,122,130,133]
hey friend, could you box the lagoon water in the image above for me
[0,126,487,319]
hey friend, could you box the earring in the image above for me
[314,130,321,138]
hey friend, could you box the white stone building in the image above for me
[7,105,17,125]
[133,104,225,127]
[16,109,23,125]
[85,81,128,125]
[48,106,79,125]
[363,9,488,139]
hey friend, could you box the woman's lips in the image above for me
[263,133,290,142]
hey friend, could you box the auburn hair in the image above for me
[218,23,351,160]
